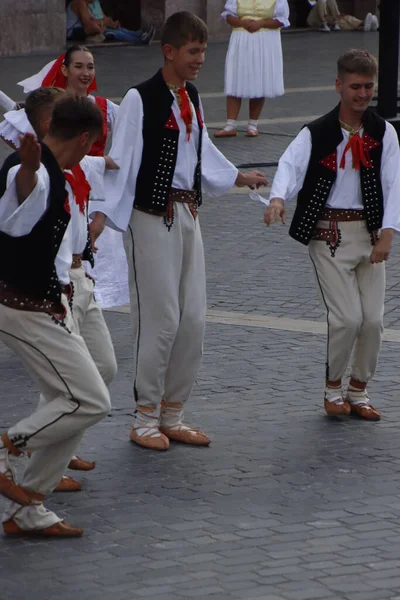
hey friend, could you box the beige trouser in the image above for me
[307,0,341,27]
[309,220,385,383]
[0,298,111,527]
[123,203,206,415]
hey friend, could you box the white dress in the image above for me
[222,0,290,98]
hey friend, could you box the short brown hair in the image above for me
[25,87,65,133]
[161,11,208,49]
[48,95,103,141]
[337,49,378,78]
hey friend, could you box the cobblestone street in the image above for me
[2,30,400,600]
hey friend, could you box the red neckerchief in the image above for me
[64,164,91,214]
[178,87,192,140]
[339,133,372,171]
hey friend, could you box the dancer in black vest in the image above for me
[264,49,400,420]
[90,11,267,450]
[0,96,111,537]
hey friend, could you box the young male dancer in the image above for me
[0,96,111,537]
[0,87,118,492]
[265,49,400,420]
[90,11,268,450]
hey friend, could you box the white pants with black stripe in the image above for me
[0,298,110,521]
[309,220,385,384]
[123,203,206,413]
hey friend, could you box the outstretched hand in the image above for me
[89,212,107,253]
[18,133,41,172]
[264,198,286,226]
[104,156,120,170]
[236,170,268,189]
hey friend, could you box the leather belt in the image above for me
[134,188,199,218]
[320,208,365,222]
[71,253,83,269]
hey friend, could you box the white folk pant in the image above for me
[309,220,385,384]
[123,204,206,413]
[0,299,111,500]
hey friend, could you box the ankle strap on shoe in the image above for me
[1,433,23,457]
[20,487,45,503]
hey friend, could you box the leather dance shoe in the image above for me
[246,129,259,137]
[214,128,237,138]
[324,398,351,417]
[130,427,170,450]
[54,476,82,492]
[3,519,84,537]
[0,473,31,506]
[68,456,96,471]
[160,425,211,446]
[349,402,381,421]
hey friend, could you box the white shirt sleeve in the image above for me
[269,127,311,202]
[106,99,119,132]
[90,89,144,232]
[381,122,400,232]
[79,155,106,201]
[0,108,35,149]
[274,0,290,27]
[221,0,237,18]
[201,133,238,198]
[0,164,49,236]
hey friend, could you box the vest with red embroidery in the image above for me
[89,96,108,157]
[289,104,385,246]
[132,69,203,215]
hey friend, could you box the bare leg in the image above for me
[249,98,265,121]
[227,96,242,120]
[214,96,242,137]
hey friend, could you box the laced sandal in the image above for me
[0,435,29,506]
[130,426,170,450]
[54,476,82,492]
[324,395,351,416]
[68,456,96,471]
[160,424,210,446]
[246,129,259,137]
[3,519,84,537]
[160,400,210,446]
[214,128,237,138]
[349,401,380,421]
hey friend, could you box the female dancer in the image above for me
[214,0,290,138]
[0,45,129,309]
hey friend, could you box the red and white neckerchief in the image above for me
[168,84,193,141]
[339,121,372,171]
[64,164,91,214]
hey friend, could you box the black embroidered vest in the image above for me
[0,150,94,268]
[289,105,386,245]
[0,143,70,306]
[132,69,203,214]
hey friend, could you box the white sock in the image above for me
[248,119,258,132]
[224,119,237,131]
[347,384,369,405]
[325,384,343,404]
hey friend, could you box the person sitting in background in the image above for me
[67,0,155,44]
[307,0,378,32]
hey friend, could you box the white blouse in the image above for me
[87,95,119,132]
[222,0,290,27]
[90,88,239,232]
[269,122,400,231]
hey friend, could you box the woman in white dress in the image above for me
[0,46,129,309]
[214,0,290,138]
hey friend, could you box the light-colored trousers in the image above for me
[307,0,341,27]
[123,203,206,412]
[309,220,385,383]
[0,298,111,497]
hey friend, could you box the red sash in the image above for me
[64,164,91,214]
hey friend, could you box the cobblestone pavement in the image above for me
[2,31,400,600]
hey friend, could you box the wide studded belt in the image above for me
[71,253,83,269]
[134,188,199,219]
[320,208,365,222]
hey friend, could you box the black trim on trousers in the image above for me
[128,224,141,404]
[0,324,81,449]
[309,251,331,381]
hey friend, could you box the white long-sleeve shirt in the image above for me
[270,122,400,231]
[90,88,239,232]
[0,156,105,283]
